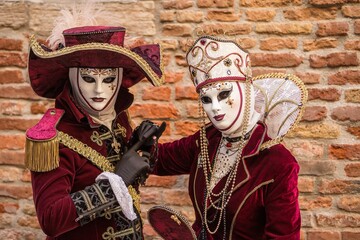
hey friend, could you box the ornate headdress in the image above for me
[186,35,308,147]
[186,36,252,92]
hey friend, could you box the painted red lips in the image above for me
[91,97,105,102]
[214,114,225,121]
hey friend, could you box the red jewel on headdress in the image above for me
[200,39,206,45]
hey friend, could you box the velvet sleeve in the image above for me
[32,147,136,237]
[264,151,301,240]
[153,131,200,176]
[31,148,81,237]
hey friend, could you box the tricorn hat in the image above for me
[28,25,164,98]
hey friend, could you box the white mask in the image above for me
[200,81,258,137]
[69,67,123,125]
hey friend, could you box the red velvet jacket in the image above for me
[30,84,140,240]
[154,123,301,239]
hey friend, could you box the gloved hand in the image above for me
[115,148,150,186]
[131,121,167,172]
[118,121,166,185]
[129,120,166,151]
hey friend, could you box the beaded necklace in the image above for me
[210,137,248,190]
[198,80,252,238]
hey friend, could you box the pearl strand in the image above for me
[199,80,252,236]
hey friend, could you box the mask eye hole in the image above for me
[103,77,116,84]
[81,76,95,83]
[201,96,212,104]
[218,90,231,101]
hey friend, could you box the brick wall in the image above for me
[0,0,359,239]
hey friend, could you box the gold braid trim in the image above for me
[29,35,164,87]
[128,185,141,213]
[26,130,141,212]
[58,131,141,213]
[58,131,115,172]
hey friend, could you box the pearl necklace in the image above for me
[209,138,246,190]
[198,80,252,237]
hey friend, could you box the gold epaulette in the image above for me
[25,108,64,172]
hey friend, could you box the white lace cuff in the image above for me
[96,172,137,221]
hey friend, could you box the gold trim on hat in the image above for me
[29,35,164,87]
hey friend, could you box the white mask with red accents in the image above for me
[200,81,259,137]
[69,67,123,127]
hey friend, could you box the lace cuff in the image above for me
[96,172,137,221]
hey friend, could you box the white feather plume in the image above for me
[47,1,119,50]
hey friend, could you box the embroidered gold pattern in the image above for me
[80,68,117,77]
[90,124,126,153]
[114,123,127,138]
[100,206,122,220]
[259,138,282,151]
[93,184,108,204]
[79,190,96,221]
[90,131,104,146]
[111,139,121,154]
[102,223,141,240]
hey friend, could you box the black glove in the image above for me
[129,120,166,151]
[118,121,166,185]
[115,149,150,186]
[131,121,167,172]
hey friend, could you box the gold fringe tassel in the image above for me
[25,136,60,172]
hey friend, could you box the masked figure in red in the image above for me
[25,7,164,240]
[149,36,307,240]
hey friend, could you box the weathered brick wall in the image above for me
[0,0,359,239]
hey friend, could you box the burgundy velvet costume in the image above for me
[30,84,141,240]
[154,123,301,239]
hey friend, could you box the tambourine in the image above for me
[148,205,196,240]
